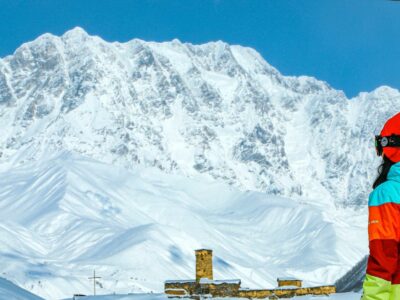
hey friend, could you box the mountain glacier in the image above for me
[0,27,399,298]
[2,27,400,207]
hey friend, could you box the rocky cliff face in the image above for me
[1,27,400,206]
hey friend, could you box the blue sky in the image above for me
[1,0,399,97]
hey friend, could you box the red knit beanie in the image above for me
[380,112,400,162]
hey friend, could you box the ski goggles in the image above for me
[375,135,400,156]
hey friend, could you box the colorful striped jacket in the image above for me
[363,162,400,300]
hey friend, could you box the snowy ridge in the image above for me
[0,277,43,300]
[1,27,400,206]
[0,153,366,299]
[335,255,367,293]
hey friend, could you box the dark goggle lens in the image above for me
[375,136,383,156]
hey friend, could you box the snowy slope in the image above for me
[64,292,362,300]
[0,153,367,299]
[335,255,367,293]
[2,28,394,299]
[0,277,43,300]
[1,27,399,207]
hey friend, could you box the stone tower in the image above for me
[195,249,213,282]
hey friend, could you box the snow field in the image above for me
[0,153,367,299]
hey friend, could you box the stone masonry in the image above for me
[164,249,336,299]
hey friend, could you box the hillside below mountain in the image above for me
[0,153,366,299]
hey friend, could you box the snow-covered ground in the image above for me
[0,277,44,300]
[63,292,362,300]
[0,277,363,300]
[0,152,367,299]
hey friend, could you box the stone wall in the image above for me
[164,282,336,298]
[277,279,302,288]
[164,281,196,296]
[164,249,336,299]
[292,285,336,297]
[237,285,336,299]
[237,289,273,298]
[164,281,241,297]
[203,282,241,297]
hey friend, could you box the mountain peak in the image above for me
[371,85,400,97]
[1,28,399,209]
[62,26,90,40]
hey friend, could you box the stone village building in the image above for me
[165,249,336,299]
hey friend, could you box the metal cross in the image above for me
[88,270,102,296]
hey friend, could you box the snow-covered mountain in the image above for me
[1,28,398,299]
[0,153,366,299]
[1,27,399,207]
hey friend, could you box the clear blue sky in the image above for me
[1,0,399,97]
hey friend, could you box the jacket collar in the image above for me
[388,162,400,183]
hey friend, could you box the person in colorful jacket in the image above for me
[363,112,400,300]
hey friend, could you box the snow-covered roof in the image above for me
[239,287,271,291]
[277,277,301,281]
[164,279,196,284]
[199,278,241,285]
[165,278,241,285]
